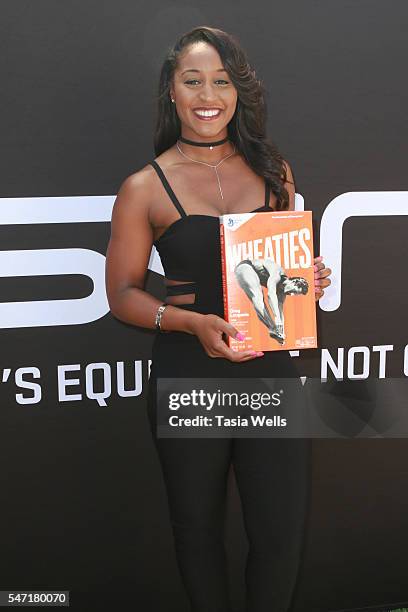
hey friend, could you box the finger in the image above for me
[313,255,323,264]
[315,277,331,287]
[235,352,265,362]
[314,262,325,273]
[317,267,332,279]
[222,321,246,340]
[231,347,264,361]
[216,343,264,362]
[315,271,331,286]
[226,351,263,362]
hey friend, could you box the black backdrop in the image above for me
[1,1,408,611]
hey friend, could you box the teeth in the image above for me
[194,109,220,117]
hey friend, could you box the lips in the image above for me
[193,108,222,121]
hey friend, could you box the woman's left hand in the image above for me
[314,255,331,301]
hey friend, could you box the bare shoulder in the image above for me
[112,161,167,232]
[114,162,157,209]
[115,148,176,205]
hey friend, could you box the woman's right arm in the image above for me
[105,170,263,361]
[105,170,200,333]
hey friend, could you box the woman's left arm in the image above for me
[283,160,332,301]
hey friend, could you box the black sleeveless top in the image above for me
[150,160,273,318]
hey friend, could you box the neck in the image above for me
[177,130,235,163]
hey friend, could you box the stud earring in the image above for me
[171,98,175,103]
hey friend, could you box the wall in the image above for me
[1,1,407,610]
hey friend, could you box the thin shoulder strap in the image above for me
[150,160,187,218]
[264,180,271,208]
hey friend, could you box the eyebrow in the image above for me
[181,68,228,75]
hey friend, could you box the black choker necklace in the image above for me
[179,135,229,149]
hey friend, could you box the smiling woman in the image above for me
[105,25,331,612]
[167,50,238,179]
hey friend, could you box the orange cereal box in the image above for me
[219,211,317,352]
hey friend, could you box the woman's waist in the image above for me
[164,280,224,317]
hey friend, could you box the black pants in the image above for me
[147,379,311,612]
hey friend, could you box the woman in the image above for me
[106,26,331,612]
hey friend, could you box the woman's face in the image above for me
[170,42,238,140]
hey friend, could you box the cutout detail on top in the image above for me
[164,279,197,305]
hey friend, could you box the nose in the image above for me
[198,81,218,103]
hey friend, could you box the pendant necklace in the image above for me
[176,140,236,200]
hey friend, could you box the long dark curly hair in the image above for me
[154,26,293,211]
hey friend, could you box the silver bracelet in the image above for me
[155,303,168,331]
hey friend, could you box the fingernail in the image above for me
[236,332,245,341]
[250,350,257,355]
[257,352,264,357]
[316,255,323,260]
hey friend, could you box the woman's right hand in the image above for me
[188,313,264,362]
